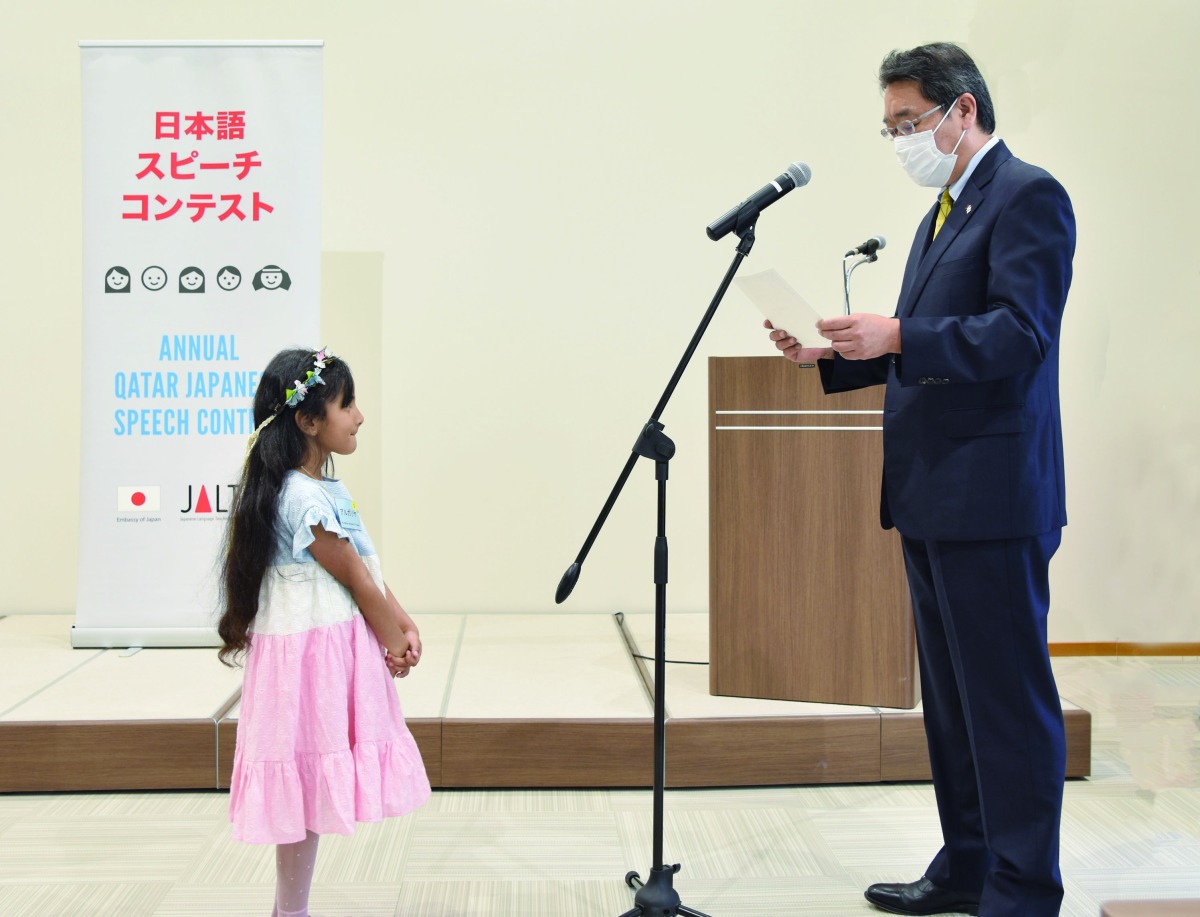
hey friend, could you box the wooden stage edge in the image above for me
[1049,642,1200,657]
[0,709,1093,794]
[0,699,1094,796]
[0,613,1095,794]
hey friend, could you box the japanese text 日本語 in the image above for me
[122,110,275,224]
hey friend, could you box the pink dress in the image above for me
[228,471,431,844]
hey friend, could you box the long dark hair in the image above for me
[217,348,356,665]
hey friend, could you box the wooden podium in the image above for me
[708,356,919,709]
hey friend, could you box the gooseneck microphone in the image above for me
[846,235,886,257]
[706,161,812,241]
[842,233,886,314]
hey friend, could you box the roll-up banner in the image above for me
[76,41,323,647]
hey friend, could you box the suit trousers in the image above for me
[901,531,1066,917]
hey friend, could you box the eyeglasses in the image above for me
[880,104,944,140]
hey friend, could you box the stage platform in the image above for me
[0,612,1092,793]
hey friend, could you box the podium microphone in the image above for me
[706,161,812,241]
[843,233,886,314]
[846,235,886,258]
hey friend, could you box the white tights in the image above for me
[271,830,320,917]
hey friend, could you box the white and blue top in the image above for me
[252,471,385,637]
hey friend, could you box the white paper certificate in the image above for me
[734,268,827,348]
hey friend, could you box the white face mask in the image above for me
[893,103,965,188]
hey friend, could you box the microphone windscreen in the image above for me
[787,161,812,188]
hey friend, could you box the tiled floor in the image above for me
[0,656,1197,916]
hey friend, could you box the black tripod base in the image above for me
[619,865,712,917]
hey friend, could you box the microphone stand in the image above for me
[841,250,878,315]
[556,218,761,917]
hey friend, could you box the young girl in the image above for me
[219,347,430,917]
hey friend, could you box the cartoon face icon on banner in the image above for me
[105,266,131,293]
[253,265,291,291]
[179,267,206,293]
[141,265,168,291]
[216,265,242,291]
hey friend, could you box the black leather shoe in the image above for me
[864,876,981,915]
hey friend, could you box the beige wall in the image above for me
[4,1,1197,642]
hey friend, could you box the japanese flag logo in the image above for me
[117,486,160,512]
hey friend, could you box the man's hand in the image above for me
[816,314,900,360]
[764,320,834,363]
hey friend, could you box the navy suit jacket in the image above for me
[820,142,1075,541]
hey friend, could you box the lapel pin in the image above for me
[965,204,973,215]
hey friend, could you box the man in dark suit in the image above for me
[769,43,1075,917]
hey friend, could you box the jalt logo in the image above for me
[179,484,238,514]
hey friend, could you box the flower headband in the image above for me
[244,348,335,460]
[284,348,332,407]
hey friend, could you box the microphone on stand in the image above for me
[706,161,812,241]
[842,233,886,314]
[845,235,886,258]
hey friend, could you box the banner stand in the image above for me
[76,41,322,647]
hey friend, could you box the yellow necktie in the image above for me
[933,188,953,238]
